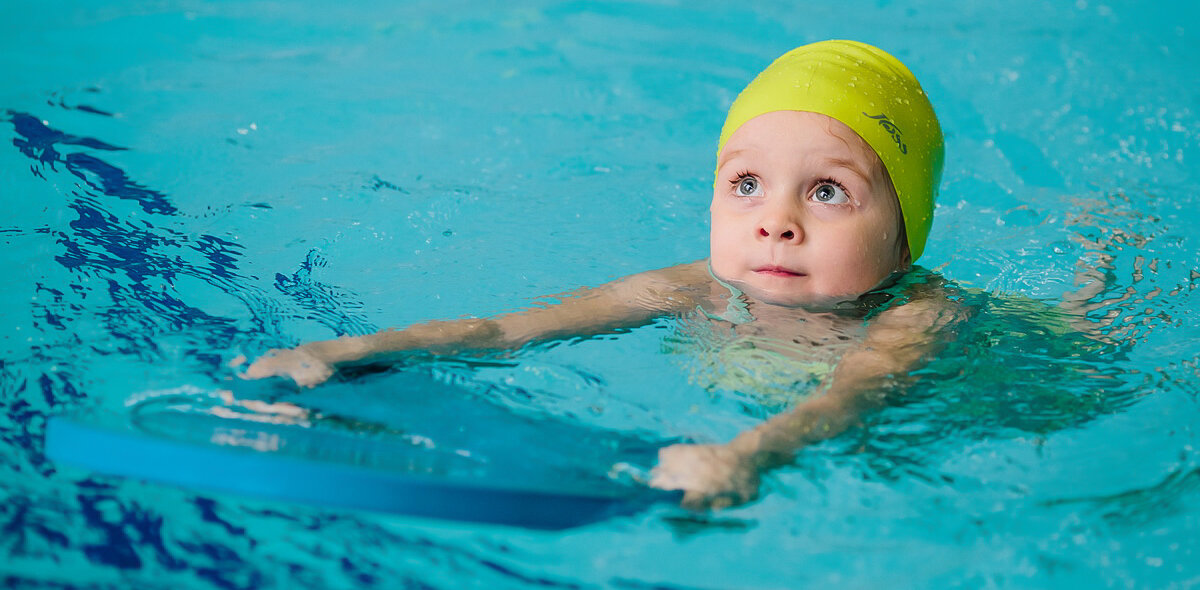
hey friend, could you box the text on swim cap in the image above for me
[862,113,907,155]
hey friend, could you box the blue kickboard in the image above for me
[45,371,680,530]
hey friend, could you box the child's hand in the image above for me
[649,443,760,510]
[240,346,334,388]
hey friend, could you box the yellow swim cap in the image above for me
[716,40,944,262]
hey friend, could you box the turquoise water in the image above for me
[3,0,1199,588]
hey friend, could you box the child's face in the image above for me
[710,110,907,308]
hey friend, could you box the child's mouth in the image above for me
[754,265,805,278]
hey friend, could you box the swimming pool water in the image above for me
[3,0,1199,588]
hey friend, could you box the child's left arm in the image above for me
[650,291,965,509]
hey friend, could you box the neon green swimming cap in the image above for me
[716,40,944,262]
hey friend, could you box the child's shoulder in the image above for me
[878,267,1112,349]
[591,260,713,315]
[862,268,971,331]
[610,260,713,299]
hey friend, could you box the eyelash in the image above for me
[814,178,851,203]
[728,172,851,203]
[729,170,754,189]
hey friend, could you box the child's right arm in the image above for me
[649,281,968,509]
[242,262,710,386]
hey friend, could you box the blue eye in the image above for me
[734,176,762,197]
[811,182,849,204]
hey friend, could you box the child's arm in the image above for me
[243,262,710,386]
[650,290,964,509]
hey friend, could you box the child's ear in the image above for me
[897,241,912,270]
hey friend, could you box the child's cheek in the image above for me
[806,203,854,223]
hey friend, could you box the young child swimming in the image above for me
[245,40,961,509]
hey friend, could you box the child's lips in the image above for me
[754,265,806,278]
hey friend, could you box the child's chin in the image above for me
[742,285,859,310]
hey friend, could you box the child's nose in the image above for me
[757,208,804,243]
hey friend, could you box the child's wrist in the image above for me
[302,336,371,366]
[728,429,794,469]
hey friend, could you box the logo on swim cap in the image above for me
[863,113,907,155]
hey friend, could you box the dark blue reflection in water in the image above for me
[6,108,377,367]
[1,109,409,589]
[1,110,378,477]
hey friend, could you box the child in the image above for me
[244,40,960,509]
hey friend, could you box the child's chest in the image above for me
[667,289,868,401]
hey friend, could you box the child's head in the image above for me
[709,40,943,308]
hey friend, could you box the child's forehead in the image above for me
[720,111,883,170]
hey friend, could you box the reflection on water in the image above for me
[4,101,1198,588]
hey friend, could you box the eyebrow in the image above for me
[716,149,879,187]
[716,148,748,170]
[823,156,875,186]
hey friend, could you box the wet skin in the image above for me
[710,111,908,308]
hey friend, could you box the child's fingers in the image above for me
[648,446,696,490]
[240,356,279,380]
[651,443,761,510]
[238,349,333,388]
[292,363,333,388]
